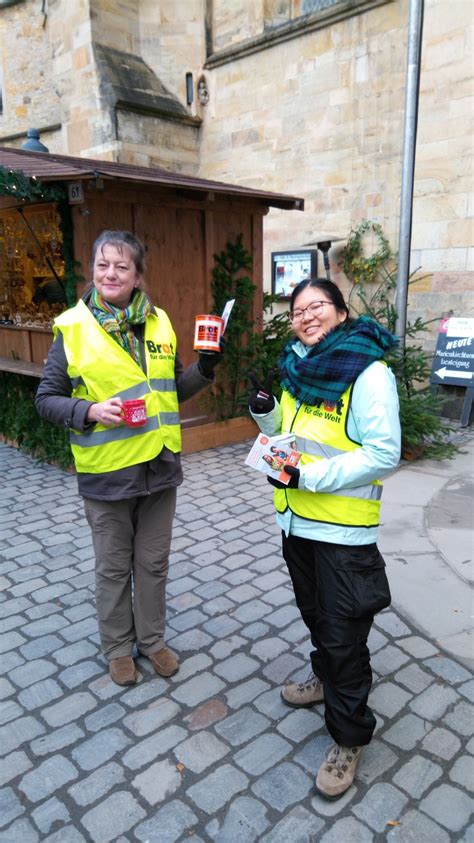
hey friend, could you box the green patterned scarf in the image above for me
[90,288,151,365]
[279,315,397,405]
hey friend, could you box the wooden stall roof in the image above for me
[0,147,304,212]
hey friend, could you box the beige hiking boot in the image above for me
[315,743,363,799]
[281,672,324,708]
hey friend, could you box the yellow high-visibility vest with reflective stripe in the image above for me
[54,300,181,474]
[274,385,383,528]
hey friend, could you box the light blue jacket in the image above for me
[251,348,401,546]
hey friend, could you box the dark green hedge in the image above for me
[0,373,73,470]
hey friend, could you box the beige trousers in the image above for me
[84,489,176,661]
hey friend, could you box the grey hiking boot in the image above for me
[315,743,363,800]
[281,672,324,708]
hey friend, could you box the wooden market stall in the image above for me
[0,147,303,451]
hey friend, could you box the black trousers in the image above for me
[282,532,391,747]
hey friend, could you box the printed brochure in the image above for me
[245,432,300,485]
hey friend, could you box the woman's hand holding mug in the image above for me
[87,397,123,426]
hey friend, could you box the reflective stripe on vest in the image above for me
[274,385,383,528]
[54,301,181,474]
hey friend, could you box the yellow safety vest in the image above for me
[274,385,383,528]
[54,300,181,474]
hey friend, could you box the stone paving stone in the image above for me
[396,663,435,694]
[19,756,78,802]
[0,630,27,653]
[43,825,86,842]
[294,734,334,777]
[174,730,229,772]
[134,799,198,843]
[228,584,262,603]
[225,677,271,709]
[60,617,98,642]
[53,640,99,666]
[397,635,439,658]
[41,691,97,727]
[171,672,224,706]
[383,713,429,750]
[202,615,241,639]
[210,634,246,659]
[265,604,301,629]
[449,755,474,792]
[422,726,462,760]
[206,795,270,842]
[30,724,85,757]
[251,761,313,811]
[68,762,125,806]
[353,782,409,831]
[0,715,45,756]
[319,816,372,841]
[277,708,325,742]
[200,595,235,615]
[168,591,203,612]
[356,739,398,785]
[250,636,290,662]
[262,652,305,683]
[232,599,273,623]
[187,764,249,814]
[18,678,63,710]
[0,699,24,726]
[279,617,308,643]
[0,786,24,828]
[222,569,254,586]
[425,656,472,684]
[122,725,187,771]
[30,796,70,834]
[375,611,412,637]
[459,680,474,703]
[466,737,474,754]
[121,677,169,708]
[419,784,474,832]
[168,608,208,632]
[169,628,213,652]
[240,621,271,641]
[193,565,229,584]
[59,660,103,689]
[21,615,69,637]
[386,809,450,842]
[84,702,125,732]
[371,644,411,676]
[254,687,289,721]
[80,790,146,842]
[311,783,359,818]
[123,698,181,736]
[234,733,292,775]
[4,817,40,841]
[19,633,64,660]
[444,701,474,736]
[214,653,260,682]
[0,750,32,787]
[369,681,412,717]
[184,699,228,731]
[132,758,182,805]
[167,575,200,596]
[194,580,228,599]
[215,707,270,746]
[393,754,443,798]
[71,728,132,771]
[409,682,459,720]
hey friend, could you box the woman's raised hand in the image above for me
[86,397,123,426]
[248,371,276,414]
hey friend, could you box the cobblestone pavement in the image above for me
[0,440,473,842]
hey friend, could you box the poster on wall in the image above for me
[271,250,317,300]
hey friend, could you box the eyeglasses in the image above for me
[288,301,334,323]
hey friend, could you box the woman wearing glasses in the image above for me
[248,278,401,800]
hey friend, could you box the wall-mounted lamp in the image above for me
[21,128,49,153]
[185,72,193,106]
[303,235,344,281]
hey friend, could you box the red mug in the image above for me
[121,399,147,427]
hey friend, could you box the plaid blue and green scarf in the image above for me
[279,315,397,405]
[90,288,151,365]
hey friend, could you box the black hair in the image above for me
[289,277,349,319]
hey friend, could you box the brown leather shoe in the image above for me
[109,656,137,686]
[148,647,179,677]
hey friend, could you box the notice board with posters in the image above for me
[430,317,474,426]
